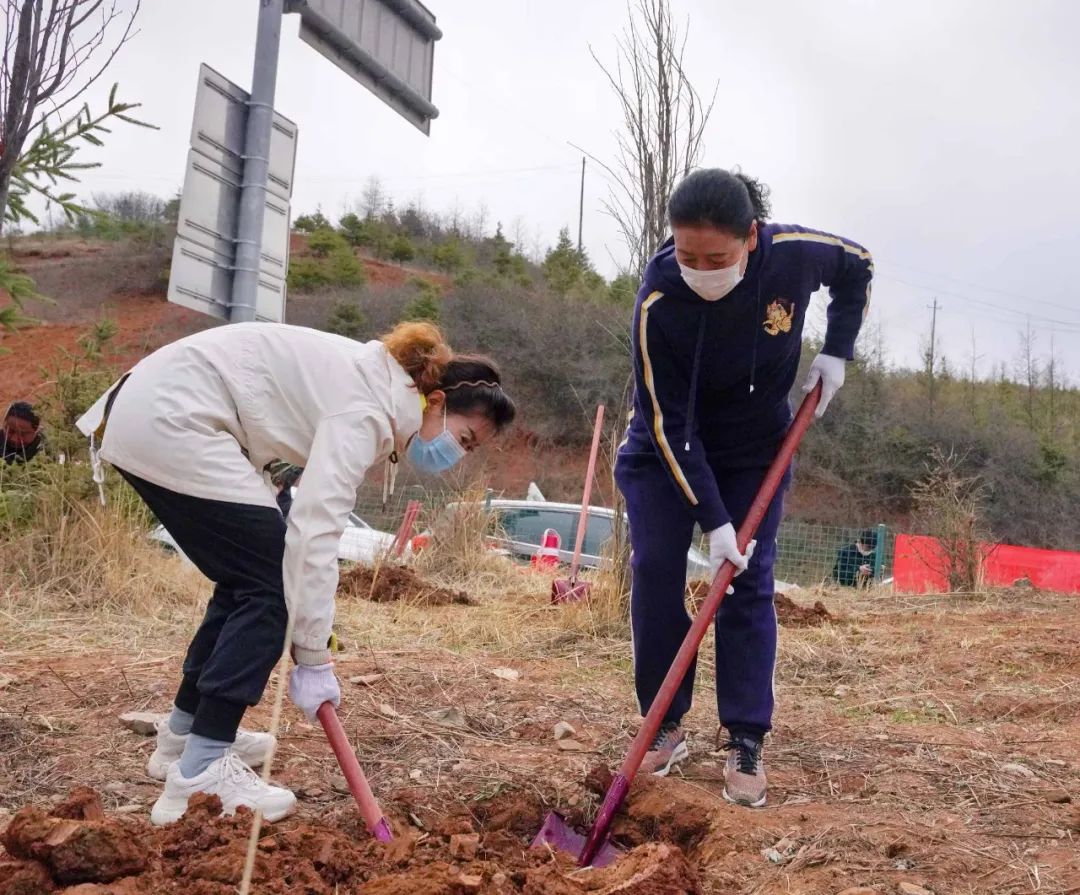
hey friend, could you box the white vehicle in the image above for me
[420,498,712,581]
[151,511,403,566]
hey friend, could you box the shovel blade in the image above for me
[531,812,623,868]
[551,579,591,605]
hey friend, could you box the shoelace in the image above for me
[219,751,262,788]
[722,737,760,775]
[650,723,680,751]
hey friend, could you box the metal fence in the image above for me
[351,485,892,589]
[774,520,893,588]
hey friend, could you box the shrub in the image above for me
[389,235,417,264]
[308,228,349,258]
[432,239,467,272]
[294,211,330,233]
[287,257,332,291]
[402,291,440,323]
[326,247,367,287]
[325,298,367,339]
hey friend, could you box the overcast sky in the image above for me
[37,0,1080,379]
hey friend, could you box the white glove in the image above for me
[707,523,756,594]
[802,353,846,418]
[288,663,341,722]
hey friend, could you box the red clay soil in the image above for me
[0,786,698,895]
[339,564,474,607]
[0,295,213,409]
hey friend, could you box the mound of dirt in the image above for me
[686,583,833,627]
[0,787,699,894]
[774,593,833,626]
[582,772,716,856]
[2,789,145,885]
[338,564,474,606]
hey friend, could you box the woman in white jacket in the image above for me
[77,321,515,824]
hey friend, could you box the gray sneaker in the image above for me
[721,734,766,807]
[640,723,688,777]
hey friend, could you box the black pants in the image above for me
[119,469,288,742]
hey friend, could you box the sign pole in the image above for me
[231,0,285,323]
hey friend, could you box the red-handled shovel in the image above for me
[551,405,605,604]
[317,703,393,842]
[532,384,821,867]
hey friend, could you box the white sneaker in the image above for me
[147,720,276,780]
[150,752,296,826]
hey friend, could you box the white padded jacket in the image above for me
[76,323,423,665]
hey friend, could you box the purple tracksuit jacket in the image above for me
[621,223,874,530]
[616,222,873,735]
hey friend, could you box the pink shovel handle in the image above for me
[316,702,392,842]
[568,405,605,581]
[577,384,821,866]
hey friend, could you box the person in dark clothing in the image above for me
[832,529,878,587]
[2,401,44,464]
[266,462,303,519]
[615,168,873,808]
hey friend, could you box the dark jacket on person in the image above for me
[1,432,44,465]
[621,223,874,531]
[832,543,872,587]
[276,487,293,519]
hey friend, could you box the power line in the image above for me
[929,303,1080,338]
[875,270,1080,334]
[304,163,581,185]
[875,256,1080,316]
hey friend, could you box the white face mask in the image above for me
[678,260,743,301]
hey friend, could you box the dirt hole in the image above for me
[338,564,474,607]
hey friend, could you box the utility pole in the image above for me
[926,297,939,417]
[577,156,585,257]
[231,0,285,323]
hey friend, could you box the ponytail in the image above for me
[732,170,771,223]
[381,321,452,395]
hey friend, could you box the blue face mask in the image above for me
[406,410,467,474]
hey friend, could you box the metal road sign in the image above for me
[167,65,298,323]
[172,3,440,324]
[293,0,441,134]
[189,64,299,200]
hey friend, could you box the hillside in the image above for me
[3,226,1079,550]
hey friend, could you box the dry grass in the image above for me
[388,488,633,653]
[0,489,205,652]
[410,491,522,593]
[1,501,1077,893]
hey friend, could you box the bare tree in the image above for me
[91,189,164,223]
[0,1,141,229]
[920,298,940,418]
[470,200,489,241]
[359,175,386,220]
[582,0,716,276]
[966,327,983,421]
[1045,333,1058,432]
[911,447,992,592]
[445,195,464,237]
[1015,318,1039,428]
[511,215,528,254]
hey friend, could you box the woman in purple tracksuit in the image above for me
[615,168,873,806]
